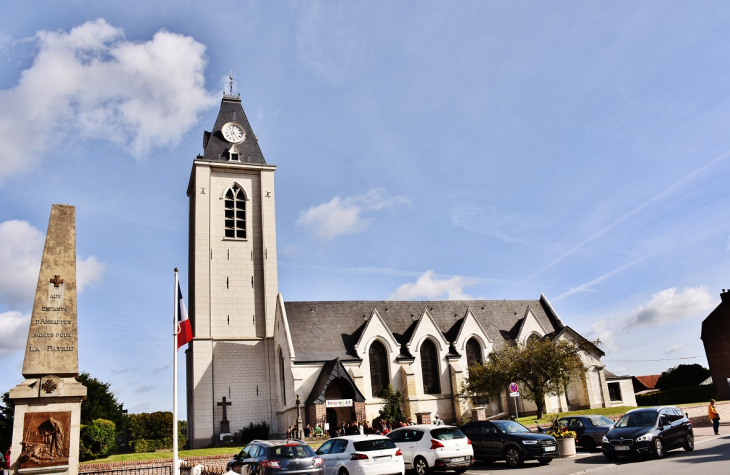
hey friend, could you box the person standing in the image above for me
[709,399,720,435]
[433,414,444,426]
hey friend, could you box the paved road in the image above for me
[462,430,729,475]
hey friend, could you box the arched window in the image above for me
[224,185,246,239]
[465,338,482,368]
[279,350,286,405]
[420,339,440,394]
[369,341,389,398]
[527,333,541,346]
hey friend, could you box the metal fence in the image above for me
[81,465,172,475]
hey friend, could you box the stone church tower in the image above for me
[186,93,279,448]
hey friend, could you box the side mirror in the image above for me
[685,413,689,419]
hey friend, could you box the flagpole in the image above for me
[173,268,179,475]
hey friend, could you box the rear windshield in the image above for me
[353,439,397,451]
[431,428,466,440]
[270,445,316,458]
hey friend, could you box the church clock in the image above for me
[222,122,245,143]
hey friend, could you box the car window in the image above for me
[402,429,424,442]
[616,412,657,428]
[460,425,479,437]
[568,419,584,430]
[492,421,530,433]
[481,424,498,436]
[239,444,252,459]
[353,439,397,451]
[249,445,261,458]
[431,428,466,440]
[318,440,334,454]
[271,445,316,459]
[332,439,348,454]
[388,431,403,443]
[586,416,613,427]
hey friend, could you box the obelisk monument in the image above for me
[9,205,87,475]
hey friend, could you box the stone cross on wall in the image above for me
[217,397,232,433]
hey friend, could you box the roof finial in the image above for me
[228,70,234,96]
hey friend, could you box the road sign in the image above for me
[509,383,518,393]
[510,391,520,398]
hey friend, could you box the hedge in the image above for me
[636,384,716,406]
[79,419,117,461]
[239,421,270,445]
[131,436,187,453]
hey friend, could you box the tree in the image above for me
[77,372,126,427]
[0,392,15,451]
[656,364,711,391]
[79,419,118,461]
[378,384,404,425]
[462,337,588,418]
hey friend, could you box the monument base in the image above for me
[9,377,87,475]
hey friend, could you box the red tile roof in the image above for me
[634,375,661,390]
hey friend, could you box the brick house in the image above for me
[701,289,730,400]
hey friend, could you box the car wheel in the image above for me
[683,433,695,452]
[414,456,429,475]
[653,438,665,459]
[538,458,552,465]
[339,469,349,475]
[581,436,596,452]
[504,447,523,467]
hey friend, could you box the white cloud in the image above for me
[297,188,409,240]
[388,270,476,300]
[0,311,31,354]
[665,344,685,354]
[624,286,716,329]
[589,319,617,353]
[0,220,105,308]
[0,19,216,180]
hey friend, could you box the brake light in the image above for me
[351,453,368,460]
[395,449,402,456]
[467,438,472,445]
[430,439,444,449]
[260,460,281,468]
[312,457,323,467]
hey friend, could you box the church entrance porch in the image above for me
[304,359,367,433]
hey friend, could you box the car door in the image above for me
[658,410,678,449]
[317,440,336,475]
[241,444,260,475]
[390,429,421,467]
[480,423,502,457]
[460,424,485,458]
[568,418,586,441]
[331,439,350,472]
[232,445,252,475]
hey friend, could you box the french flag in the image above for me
[177,282,193,349]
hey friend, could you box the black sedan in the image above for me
[228,440,324,475]
[602,406,694,460]
[460,420,558,467]
[556,415,614,450]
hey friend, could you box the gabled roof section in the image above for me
[550,326,605,357]
[454,308,493,348]
[515,306,550,343]
[199,95,267,165]
[304,358,367,406]
[406,308,450,352]
[353,309,399,356]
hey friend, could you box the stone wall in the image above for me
[79,454,234,475]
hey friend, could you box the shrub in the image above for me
[636,384,716,406]
[131,436,187,453]
[239,421,270,445]
[79,419,117,461]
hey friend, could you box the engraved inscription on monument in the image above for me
[18,411,71,468]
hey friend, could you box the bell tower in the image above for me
[186,91,279,447]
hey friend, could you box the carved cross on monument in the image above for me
[50,275,64,287]
[217,396,232,433]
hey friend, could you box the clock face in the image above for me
[222,123,245,143]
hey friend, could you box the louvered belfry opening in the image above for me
[369,341,389,397]
[420,339,441,394]
[224,185,246,238]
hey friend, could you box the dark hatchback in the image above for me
[460,420,558,467]
[602,407,694,460]
[228,440,324,475]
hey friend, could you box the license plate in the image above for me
[375,456,391,461]
[615,446,630,451]
[543,446,556,452]
[451,457,465,462]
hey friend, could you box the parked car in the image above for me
[460,420,557,467]
[315,435,405,475]
[387,425,474,475]
[228,440,324,475]
[556,415,614,451]
[602,406,694,460]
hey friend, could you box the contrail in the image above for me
[509,150,729,292]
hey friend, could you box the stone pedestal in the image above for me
[416,412,431,425]
[557,438,576,457]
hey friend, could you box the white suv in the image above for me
[388,425,474,475]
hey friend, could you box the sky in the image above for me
[1,1,729,416]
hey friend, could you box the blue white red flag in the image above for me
[176,283,192,349]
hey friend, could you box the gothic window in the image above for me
[224,185,246,239]
[420,339,440,394]
[465,338,482,368]
[527,333,541,345]
[279,350,286,405]
[369,341,389,398]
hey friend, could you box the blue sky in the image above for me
[1,1,729,415]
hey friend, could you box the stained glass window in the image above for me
[466,338,482,368]
[420,339,440,394]
[369,341,389,397]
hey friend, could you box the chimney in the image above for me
[722,289,730,303]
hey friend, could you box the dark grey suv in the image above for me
[602,407,694,460]
[228,440,324,475]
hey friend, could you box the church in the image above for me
[185,93,627,448]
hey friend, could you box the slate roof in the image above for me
[304,359,367,405]
[284,298,563,363]
[198,95,267,165]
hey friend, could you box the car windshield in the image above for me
[615,412,657,428]
[587,416,614,427]
[353,439,396,451]
[431,428,466,440]
[270,445,315,458]
[492,421,530,434]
